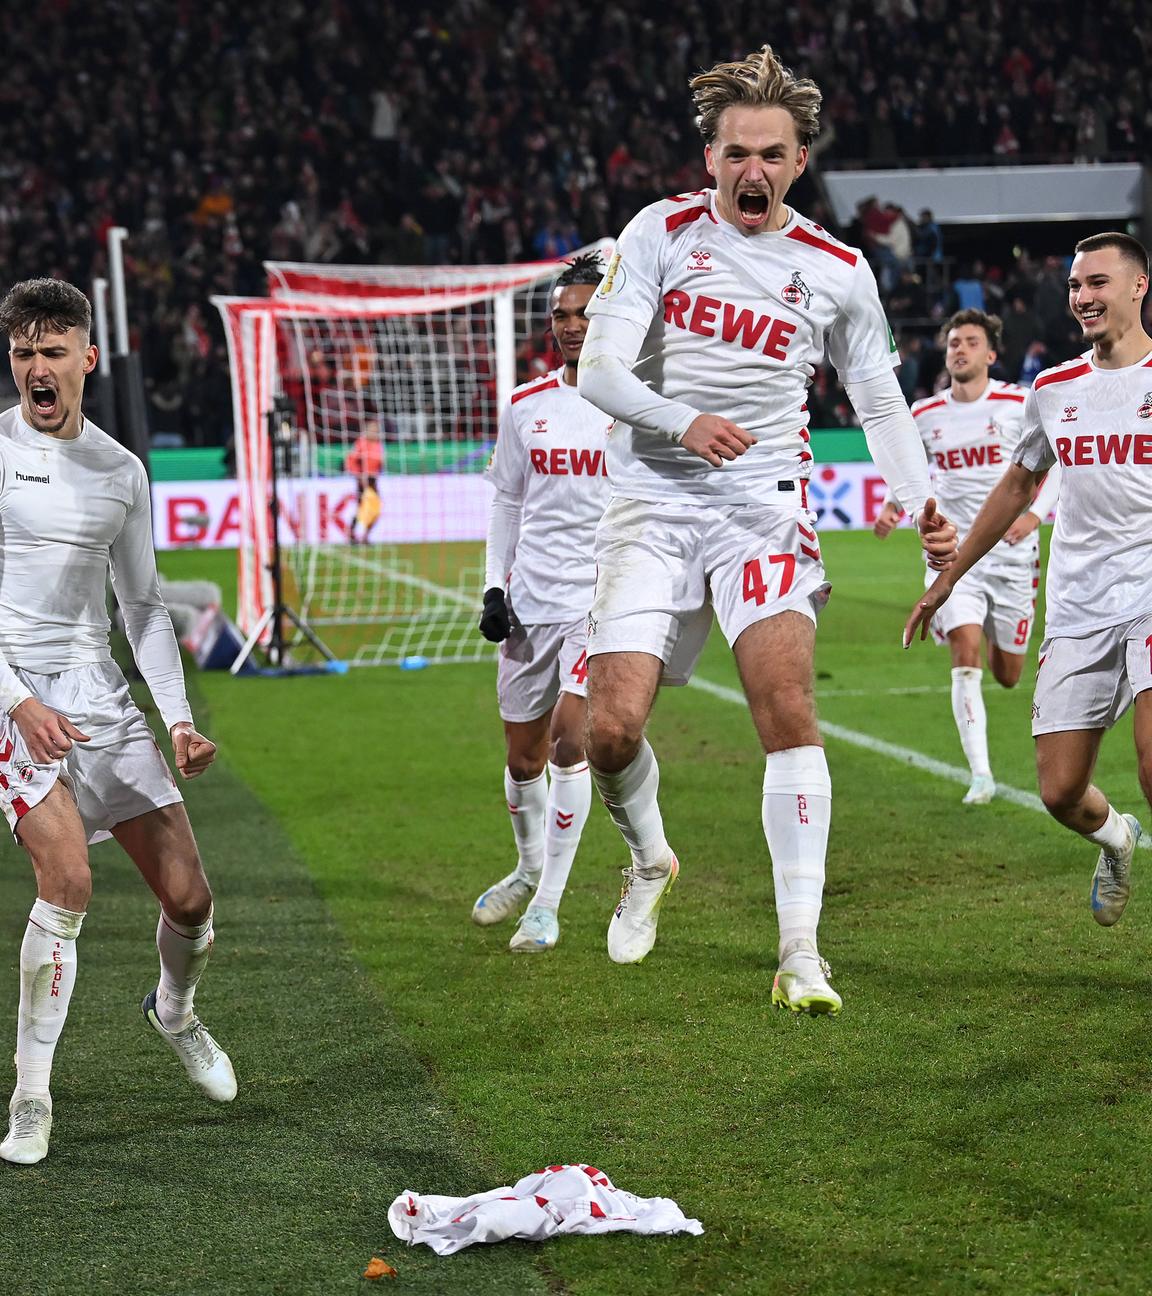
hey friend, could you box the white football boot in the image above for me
[508,904,560,953]
[1090,814,1141,927]
[471,871,537,926]
[772,939,842,1016]
[143,990,237,1102]
[962,774,996,806]
[607,854,679,964]
[1,1096,52,1165]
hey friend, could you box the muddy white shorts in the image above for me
[930,554,1040,654]
[1031,611,1152,736]
[498,616,589,723]
[0,660,183,843]
[587,495,830,684]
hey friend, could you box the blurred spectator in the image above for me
[912,210,943,263]
[1019,341,1050,387]
[1000,295,1043,379]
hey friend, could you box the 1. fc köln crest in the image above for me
[781,271,812,309]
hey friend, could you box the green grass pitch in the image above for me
[2,529,1150,1295]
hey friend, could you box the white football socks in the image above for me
[156,908,215,1033]
[533,760,593,911]
[505,768,547,880]
[14,899,86,1104]
[590,739,671,876]
[951,666,991,778]
[762,746,831,954]
[1085,804,1131,852]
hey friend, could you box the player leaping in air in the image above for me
[906,232,1152,928]
[472,254,613,952]
[576,46,956,1013]
[875,309,1060,805]
[0,279,235,1166]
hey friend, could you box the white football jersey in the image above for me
[0,406,192,728]
[1013,349,1152,636]
[586,190,899,503]
[912,381,1034,571]
[486,369,613,624]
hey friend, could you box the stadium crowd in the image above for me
[0,0,1148,444]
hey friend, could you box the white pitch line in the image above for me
[688,674,1051,811]
[324,549,476,607]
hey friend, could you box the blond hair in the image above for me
[690,45,822,147]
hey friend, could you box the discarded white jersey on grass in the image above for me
[387,1163,703,1255]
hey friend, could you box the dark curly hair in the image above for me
[0,278,92,343]
[555,252,604,289]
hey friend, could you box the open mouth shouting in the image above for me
[29,384,60,419]
[736,190,771,229]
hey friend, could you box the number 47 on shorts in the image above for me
[742,555,796,605]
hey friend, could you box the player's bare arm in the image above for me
[170,721,217,779]
[679,414,756,467]
[904,464,1040,647]
[10,697,91,763]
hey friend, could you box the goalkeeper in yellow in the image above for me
[345,420,384,544]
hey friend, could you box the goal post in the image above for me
[212,243,610,667]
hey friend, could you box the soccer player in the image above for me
[473,254,612,952]
[0,279,235,1166]
[576,47,956,1012]
[345,419,384,545]
[905,232,1152,926]
[874,310,1061,805]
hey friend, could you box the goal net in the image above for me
[213,246,608,667]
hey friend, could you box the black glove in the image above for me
[479,587,511,642]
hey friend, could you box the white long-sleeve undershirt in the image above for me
[0,409,192,731]
[577,314,700,442]
[484,489,523,592]
[844,369,932,518]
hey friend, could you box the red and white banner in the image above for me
[150,463,898,550]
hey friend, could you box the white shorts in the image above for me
[0,661,183,843]
[587,495,830,683]
[497,616,589,723]
[929,556,1039,654]
[1031,612,1152,736]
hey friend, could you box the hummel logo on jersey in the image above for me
[1060,405,1078,423]
[781,271,812,309]
[687,250,713,272]
[15,470,49,484]
[985,418,1000,436]
[1138,392,1152,419]
[533,418,549,433]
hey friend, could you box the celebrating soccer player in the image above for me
[874,310,1060,805]
[906,233,1152,925]
[472,255,612,952]
[0,279,235,1166]
[576,47,955,1013]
